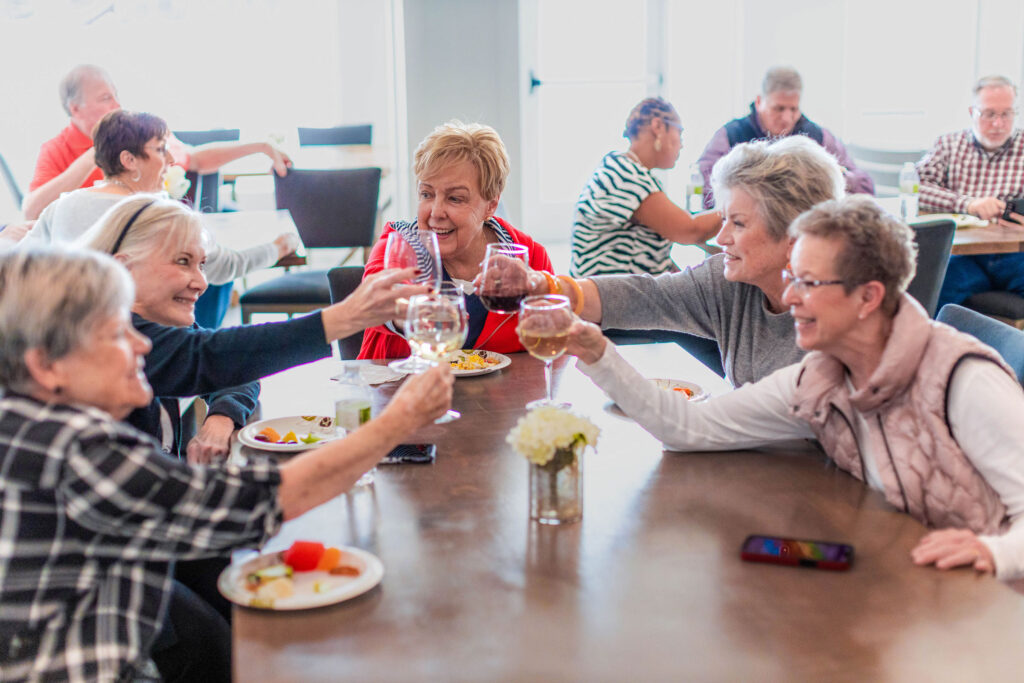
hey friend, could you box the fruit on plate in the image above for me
[282,540,325,572]
[254,426,281,443]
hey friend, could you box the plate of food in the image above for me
[607,378,708,418]
[238,415,342,453]
[218,541,384,610]
[448,349,511,377]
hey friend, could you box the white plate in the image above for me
[608,378,708,418]
[218,546,384,611]
[238,415,344,453]
[448,350,512,377]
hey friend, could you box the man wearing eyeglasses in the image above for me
[697,66,874,208]
[918,75,1024,308]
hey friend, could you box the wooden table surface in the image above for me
[950,221,1024,255]
[202,209,306,268]
[232,344,1024,682]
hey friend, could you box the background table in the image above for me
[220,145,390,183]
[233,344,1024,681]
[202,209,306,268]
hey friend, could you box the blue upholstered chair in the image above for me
[937,304,1024,384]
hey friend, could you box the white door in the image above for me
[519,0,662,244]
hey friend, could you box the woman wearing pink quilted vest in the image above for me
[569,195,1024,580]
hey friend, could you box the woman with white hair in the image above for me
[0,247,452,681]
[498,135,845,386]
[568,196,1024,580]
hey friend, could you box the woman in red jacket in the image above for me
[359,121,553,360]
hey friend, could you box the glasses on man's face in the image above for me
[974,108,1017,123]
[781,268,849,295]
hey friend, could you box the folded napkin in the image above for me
[332,364,406,385]
[380,443,436,464]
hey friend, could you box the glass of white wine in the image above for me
[517,295,573,408]
[405,286,468,422]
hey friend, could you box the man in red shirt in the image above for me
[23,64,291,219]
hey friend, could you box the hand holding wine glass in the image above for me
[404,285,468,422]
[479,243,530,313]
[517,294,573,408]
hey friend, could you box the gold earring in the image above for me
[654,136,662,152]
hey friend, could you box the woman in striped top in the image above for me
[571,97,722,277]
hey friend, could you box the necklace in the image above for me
[105,177,137,193]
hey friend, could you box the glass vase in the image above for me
[529,444,583,525]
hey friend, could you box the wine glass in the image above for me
[479,243,529,313]
[405,286,468,423]
[386,230,443,373]
[517,295,573,408]
[384,230,442,290]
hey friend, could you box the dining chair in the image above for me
[0,151,23,208]
[962,291,1024,330]
[297,124,372,146]
[846,144,926,197]
[906,218,955,317]
[936,304,1024,384]
[327,266,366,359]
[173,129,241,213]
[238,167,382,323]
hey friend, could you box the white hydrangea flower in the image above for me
[506,406,599,466]
[163,164,191,200]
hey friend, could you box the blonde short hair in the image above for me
[710,136,846,241]
[413,121,510,202]
[789,195,917,315]
[76,194,208,265]
[0,247,134,393]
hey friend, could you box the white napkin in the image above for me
[333,364,406,385]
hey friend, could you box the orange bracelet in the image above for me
[556,275,584,315]
[541,270,560,295]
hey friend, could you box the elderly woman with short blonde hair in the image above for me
[568,195,1024,580]
[358,120,554,359]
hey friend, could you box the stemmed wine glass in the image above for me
[386,230,443,373]
[517,295,573,408]
[479,243,529,313]
[405,283,468,423]
[384,229,443,288]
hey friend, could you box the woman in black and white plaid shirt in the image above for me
[0,248,452,682]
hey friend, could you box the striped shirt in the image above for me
[571,151,671,277]
[917,129,1024,213]
[0,395,283,682]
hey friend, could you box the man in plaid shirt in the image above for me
[917,75,1024,308]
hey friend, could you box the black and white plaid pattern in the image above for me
[917,129,1024,213]
[0,394,283,682]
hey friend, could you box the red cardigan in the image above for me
[358,218,554,360]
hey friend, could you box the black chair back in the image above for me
[0,151,23,207]
[907,219,955,317]
[297,124,372,146]
[274,167,381,249]
[937,304,1024,384]
[173,129,241,212]
[327,266,366,359]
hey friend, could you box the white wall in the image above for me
[402,0,522,224]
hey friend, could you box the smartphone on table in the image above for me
[740,534,853,571]
[381,443,437,464]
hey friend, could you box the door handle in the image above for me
[529,69,542,94]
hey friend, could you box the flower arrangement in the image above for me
[163,165,191,200]
[507,406,599,468]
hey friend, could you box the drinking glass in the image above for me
[517,295,573,408]
[386,230,443,373]
[479,243,529,313]
[408,282,468,423]
[384,230,442,290]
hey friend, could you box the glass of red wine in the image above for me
[384,230,442,290]
[479,243,529,313]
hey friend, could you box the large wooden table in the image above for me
[233,345,1024,681]
[949,221,1024,256]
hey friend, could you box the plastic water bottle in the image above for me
[898,162,920,221]
[685,163,704,213]
[334,366,372,433]
[334,365,375,486]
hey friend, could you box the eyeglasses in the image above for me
[781,268,850,295]
[973,108,1017,122]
